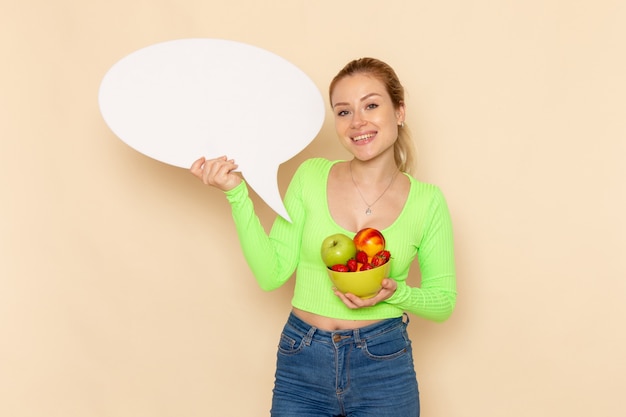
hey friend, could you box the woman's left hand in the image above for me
[333,278,397,309]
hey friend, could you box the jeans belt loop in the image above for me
[353,328,364,348]
[303,326,316,346]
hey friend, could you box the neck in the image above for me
[349,157,400,185]
[349,158,401,216]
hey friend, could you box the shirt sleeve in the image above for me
[385,188,457,322]
[223,169,306,291]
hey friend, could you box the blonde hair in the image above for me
[329,57,416,174]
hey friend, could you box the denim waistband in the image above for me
[286,311,408,346]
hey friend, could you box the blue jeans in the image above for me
[270,312,419,417]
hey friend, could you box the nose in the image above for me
[350,111,366,128]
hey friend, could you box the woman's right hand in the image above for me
[190,156,242,191]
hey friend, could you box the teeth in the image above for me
[353,133,374,141]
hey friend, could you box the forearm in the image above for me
[224,181,296,290]
[386,277,457,322]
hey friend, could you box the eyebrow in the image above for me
[332,92,382,108]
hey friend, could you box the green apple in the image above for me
[320,233,357,267]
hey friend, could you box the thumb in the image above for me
[381,278,397,290]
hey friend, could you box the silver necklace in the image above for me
[349,160,400,216]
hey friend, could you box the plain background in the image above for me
[1,1,625,416]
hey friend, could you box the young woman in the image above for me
[191,58,456,417]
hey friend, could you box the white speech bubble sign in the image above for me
[98,38,325,222]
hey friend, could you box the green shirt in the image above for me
[225,158,456,322]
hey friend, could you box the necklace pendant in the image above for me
[365,207,372,216]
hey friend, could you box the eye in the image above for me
[336,109,350,117]
[366,103,379,110]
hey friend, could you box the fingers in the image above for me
[381,278,397,292]
[190,157,206,179]
[333,278,397,309]
[189,156,241,191]
[334,292,363,309]
[205,157,238,186]
[333,289,377,309]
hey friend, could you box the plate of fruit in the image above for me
[320,228,391,299]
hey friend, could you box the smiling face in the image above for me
[330,73,405,162]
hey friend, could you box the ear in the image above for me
[395,102,406,125]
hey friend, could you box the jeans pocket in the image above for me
[277,325,307,355]
[361,326,410,360]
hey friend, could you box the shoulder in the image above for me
[298,158,339,171]
[405,175,451,212]
[406,174,442,197]
[294,158,341,179]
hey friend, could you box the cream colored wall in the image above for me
[1,1,624,416]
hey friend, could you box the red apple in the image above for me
[353,228,385,258]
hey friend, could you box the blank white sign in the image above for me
[98,38,325,221]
